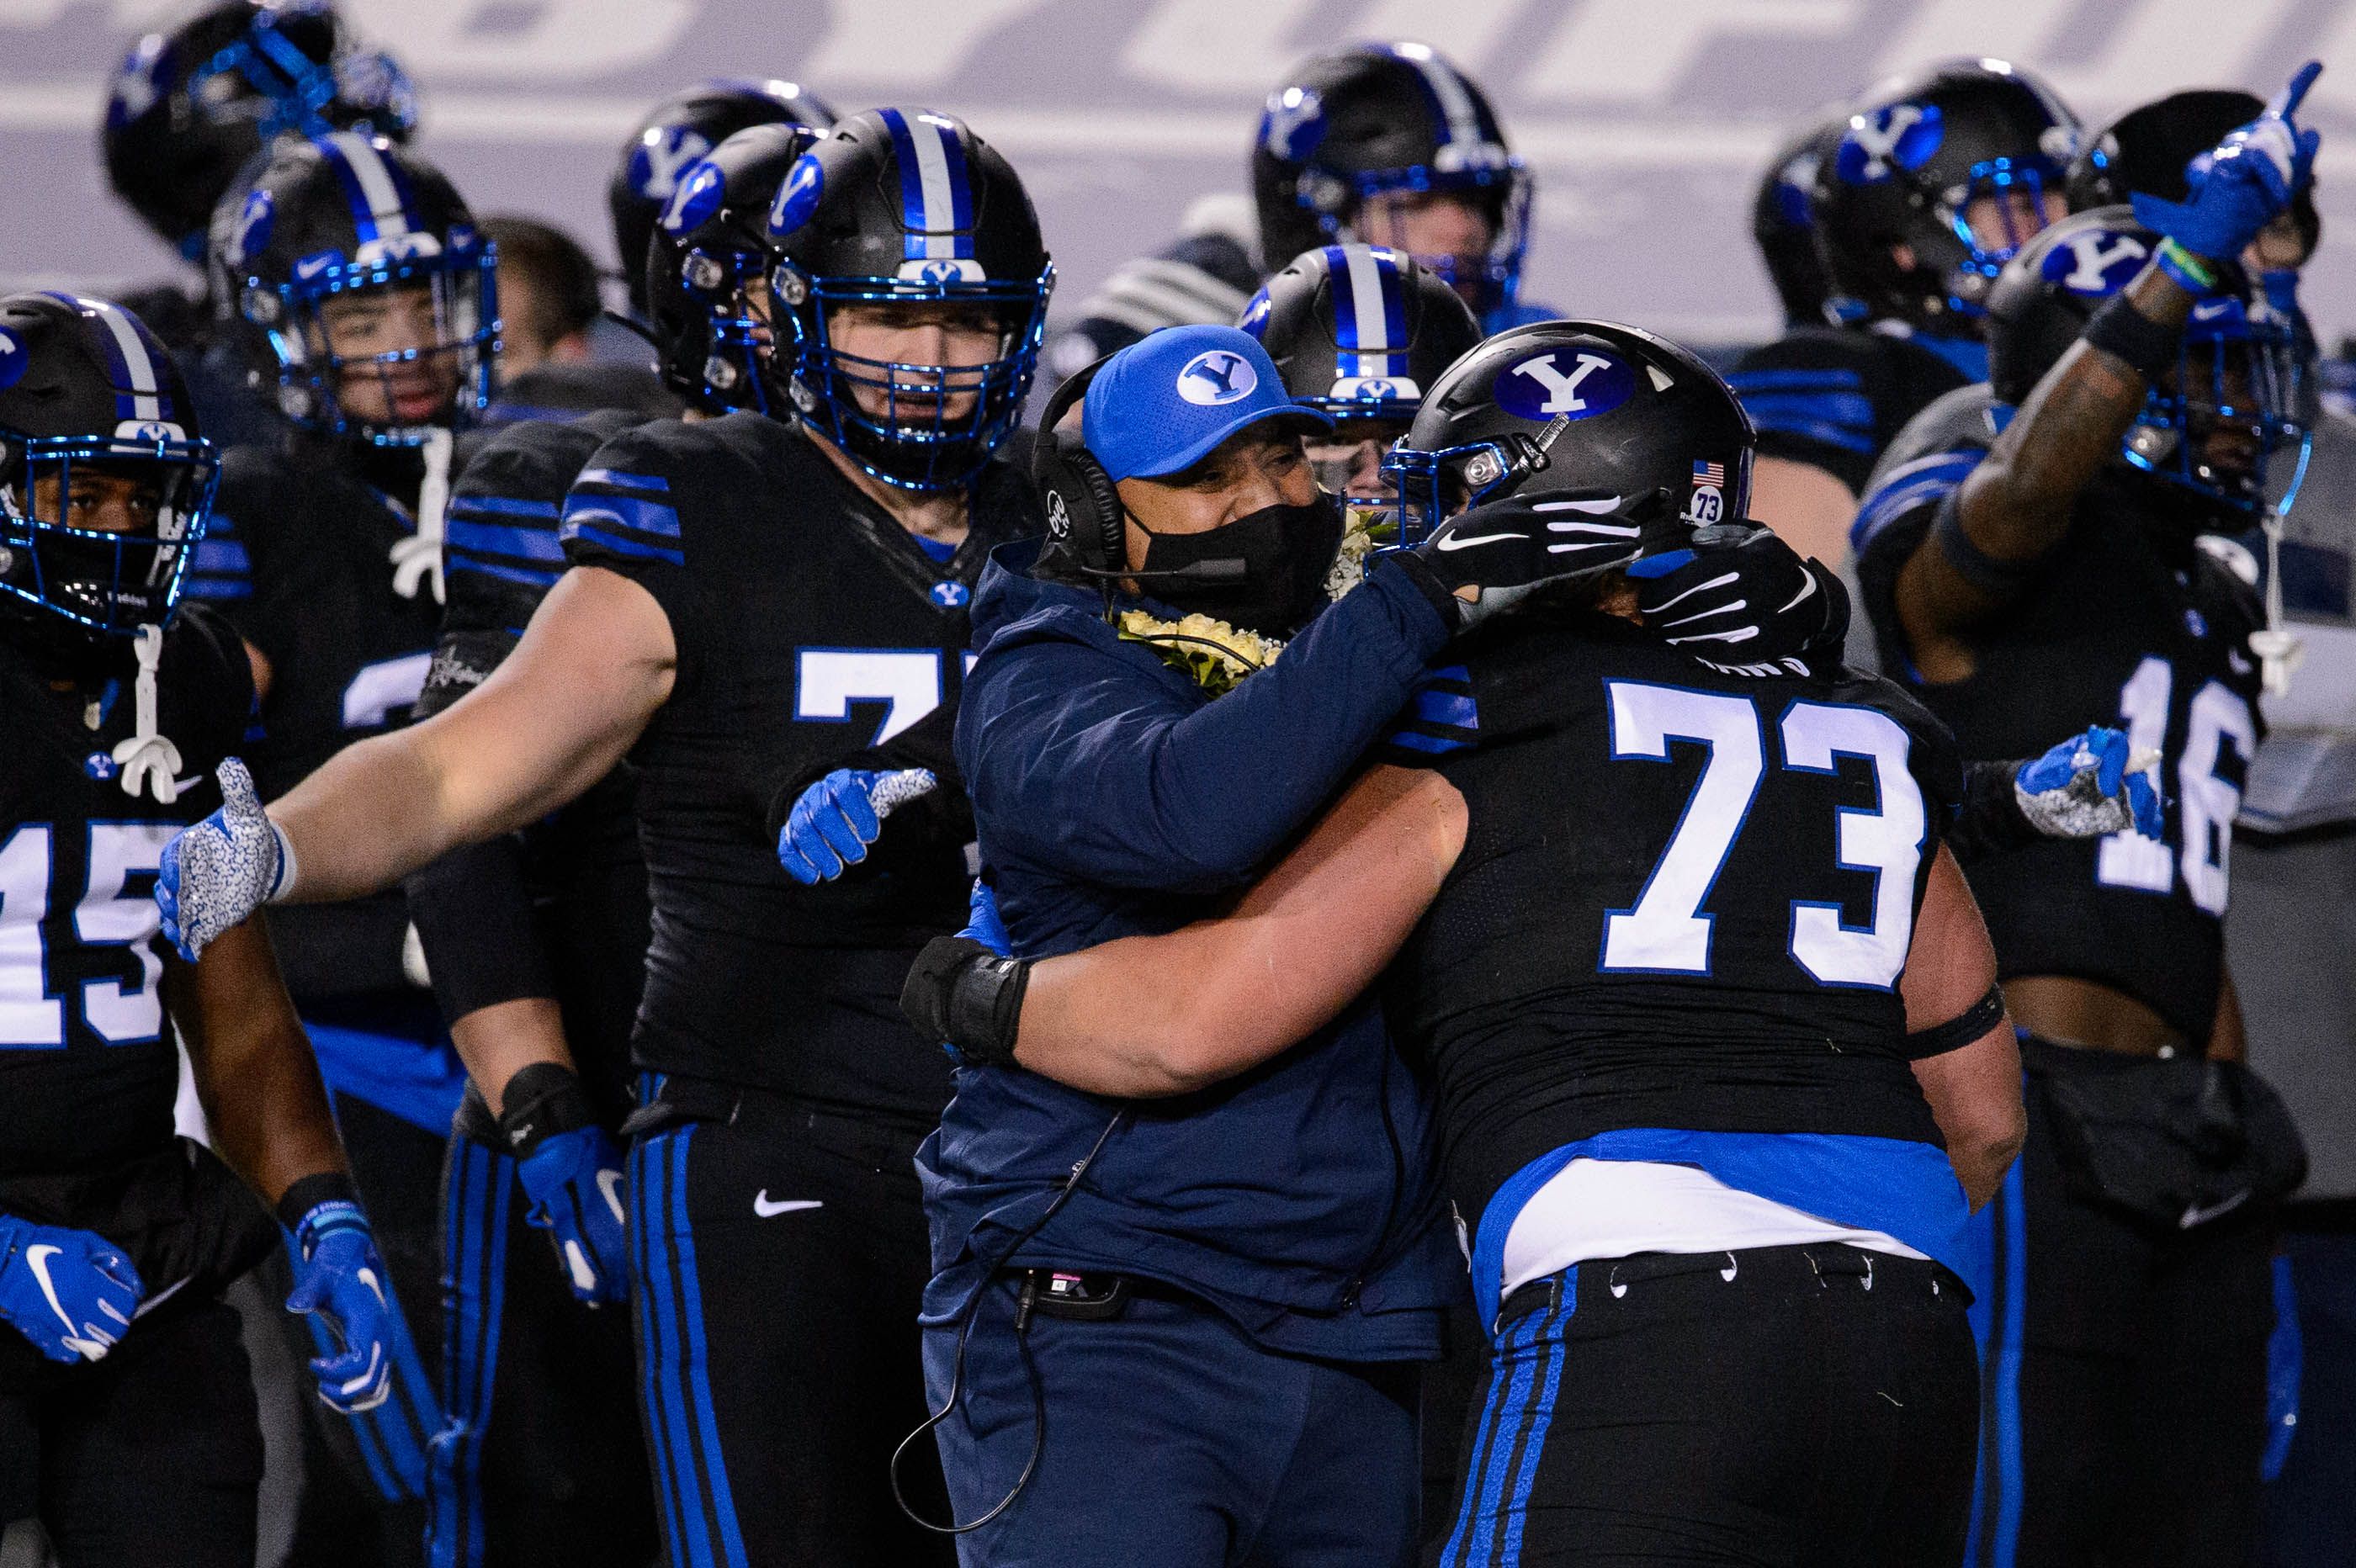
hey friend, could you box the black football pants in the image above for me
[1435,1242,1978,1567]
[627,1079,954,1568]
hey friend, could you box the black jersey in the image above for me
[559,414,1040,1120]
[1728,326,1978,493]
[1855,470,2265,1042]
[189,432,444,1008]
[1377,615,1963,1229]
[406,410,653,1120]
[0,608,251,1177]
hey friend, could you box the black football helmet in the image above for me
[648,122,827,416]
[608,79,838,315]
[0,294,216,640]
[1812,59,2080,330]
[2067,89,2321,263]
[215,132,496,445]
[1383,321,1756,573]
[102,0,416,259]
[764,109,1052,492]
[1240,243,1481,432]
[1987,208,2304,516]
[1252,42,1530,321]
[1754,114,1846,328]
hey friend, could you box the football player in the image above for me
[1048,40,1541,377]
[1732,60,2078,566]
[907,320,2024,1565]
[191,129,499,1557]
[1849,70,2321,1568]
[160,108,1053,1567]
[401,119,822,1568]
[0,290,391,1566]
[1751,112,1845,332]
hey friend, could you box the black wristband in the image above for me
[2081,290,2184,385]
[275,1171,362,1232]
[1931,490,2046,597]
[496,1062,598,1157]
[901,936,1029,1067]
[1905,983,2009,1060]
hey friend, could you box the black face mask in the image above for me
[1133,494,1343,638]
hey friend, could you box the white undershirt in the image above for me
[1499,1158,1928,1302]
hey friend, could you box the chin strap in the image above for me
[389,426,452,604]
[111,622,185,804]
[2249,434,2312,699]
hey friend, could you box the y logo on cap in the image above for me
[1178,350,1255,405]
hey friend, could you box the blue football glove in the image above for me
[776,767,939,884]
[0,1214,142,1364]
[962,877,1011,957]
[499,1063,628,1306]
[2014,726,2163,841]
[284,1199,394,1414]
[157,757,292,962]
[2133,61,2321,265]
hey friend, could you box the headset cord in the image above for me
[890,1108,1127,1534]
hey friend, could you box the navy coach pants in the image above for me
[927,1273,1422,1566]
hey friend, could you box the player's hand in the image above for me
[157,757,292,962]
[0,1215,142,1364]
[776,767,939,884]
[284,1198,393,1413]
[499,1064,629,1307]
[2134,61,2321,266]
[1629,523,1849,675]
[1409,493,1626,631]
[2013,726,2163,840]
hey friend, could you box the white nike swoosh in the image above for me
[1779,571,1818,613]
[1433,531,1526,552]
[753,1193,825,1218]
[597,1167,627,1226]
[134,1275,192,1319]
[2180,1190,2250,1228]
[24,1246,75,1332]
[356,1266,386,1306]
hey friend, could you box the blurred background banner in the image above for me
[4,0,2353,343]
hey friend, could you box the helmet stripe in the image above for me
[879,109,975,262]
[48,292,167,425]
[1340,246,1399,379]
[317,131,415,246]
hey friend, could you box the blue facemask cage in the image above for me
[1939,155,2063,316]
[2119,300,2308,513]
[1311,160,1531,323]
[1381,434,1523,547]
[0,429,219,636]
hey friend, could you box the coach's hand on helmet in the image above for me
[1403,493,1612,632]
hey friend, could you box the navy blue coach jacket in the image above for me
[916,538,1467,1360]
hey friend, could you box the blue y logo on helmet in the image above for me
[629,124,713,201]
[1494,347,1634,421]
[1259,86,1325,161]
[768,153,825,239]
[1836,103,1944,184]
[1177,349,1256,405]
[2042,229,2149,296]
[0,326,26,392]
[661,161,727,236]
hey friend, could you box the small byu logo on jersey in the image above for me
[82,753,117,781]
[1177,349,1255,405]
[931,580,969,607]
[2046,230,2149,294]
[1494,349,1634,421]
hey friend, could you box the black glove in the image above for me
[900,936,1028,1068]
[1404,492,1642,632]
[1630,524,1849,675]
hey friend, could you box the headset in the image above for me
[1029,353,1248,589]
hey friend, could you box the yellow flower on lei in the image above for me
[1115,611,1283,697]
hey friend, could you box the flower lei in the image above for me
[1115,507,1389,696]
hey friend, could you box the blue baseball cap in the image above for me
[1082,325,1331,483]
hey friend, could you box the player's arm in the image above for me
[2207,964,2247,1064]
[904,765,1466,1097]
[1899,845,2024,1209]
[1745,458,1858,568]
[1894,68,2318,681]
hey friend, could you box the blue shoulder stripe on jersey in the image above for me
[564,517,685,568]
[448,556,561,591]
[192,537,250,575]
[1414,686,1479,728]
[449,494,562,519]
[1850,449,1982,554]
[576,467,670,493]
[1915,333,1990,383]
[446,516,565,564]
[1384,727,1472,755]
[1728,367,1865,393]
[561,491,682,540]
[1735,389,1877,433]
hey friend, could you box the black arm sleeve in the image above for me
[405,838,557,1025]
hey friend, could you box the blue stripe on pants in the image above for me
[1440,1268,1577,1567]
[427,1136,514,1568]
[629,1134,692,1568]
[1964,1155,2027,1568]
